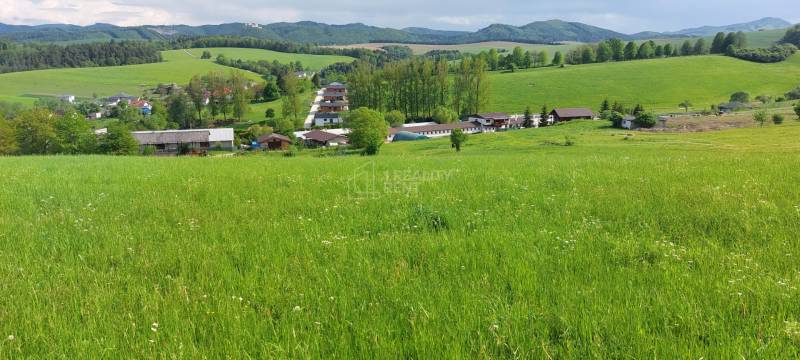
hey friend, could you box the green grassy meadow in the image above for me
[1,120,800,357]
[489,53,800,113]
[0,48,352,106]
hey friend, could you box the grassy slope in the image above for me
[1,121,800,357]
[0,48,352,106]
[489,53,800,113]
[191,48,353,69]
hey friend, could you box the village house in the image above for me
[105,93,137,106]
[86,112,103,120]
[550,108,595,122]
[58,95,76,104]
[324,82,347,93]
[318,101,349,113]
[129,99,153,115]
[314,112,343,127]
[131,128,235,154]
[467,113,549,129]
[322,91,347,102]
[468,113,511,128]
[257,133,293,150]
[620,115,638,130]
[302,130,349,147]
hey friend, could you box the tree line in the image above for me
[0,108,139,156]
[165,36,384,63]
[0,40,162,73]
[347,56,489,121]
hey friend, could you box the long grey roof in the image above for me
[132,130,211,145]
[389,121,482,135]
[552,108,594,118]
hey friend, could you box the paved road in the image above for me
[304,89,324,129]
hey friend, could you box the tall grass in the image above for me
[1,122,799,357]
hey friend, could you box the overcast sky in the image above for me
[1,0,797,33]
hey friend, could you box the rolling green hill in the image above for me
[0,48,353,106]
[6,19,789,45]
[2,121,800,357]
[488,53,800,113]
[195,47,353,69]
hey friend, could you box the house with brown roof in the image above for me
[257,133,293,150]
[550,108,595,122]
[468,113,511,127]
[324,82,347,93]
[322,91,347,102]
[319,101,349,113]
[303,130,348,147]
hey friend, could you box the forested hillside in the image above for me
[0,40,162,73]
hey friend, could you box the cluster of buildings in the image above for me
[59,92,154,120]
[127,107,597,155]
[312,82,349,128]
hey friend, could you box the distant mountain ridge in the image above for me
[0,17,792,45]
[667,17,791,37]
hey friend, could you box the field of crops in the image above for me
[1,120,799,357]
[0,48,352,106]
[488,53,800,113]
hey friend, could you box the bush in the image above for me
[730,91,750,103]
[728,44,797,63]
[384,110,406,127]
[785,86,800,101]
[772,114,785,125]
[795,102,800,119]
[608,111,625,128]
[141,145,156,156]
[753,110,768,127]
[634,112,657,128]
[432,106,458,124]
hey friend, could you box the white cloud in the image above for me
[0,0,176,25]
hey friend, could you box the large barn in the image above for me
[131,128,235,153]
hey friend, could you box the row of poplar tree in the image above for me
[347,57,490,121]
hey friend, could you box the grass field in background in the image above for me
[0,48,352,106]
[183,48,353,69]
[1,121,800,357]
[488,53,800,113]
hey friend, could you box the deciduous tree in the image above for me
[348,107,388,155]
[450,128,467,152]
